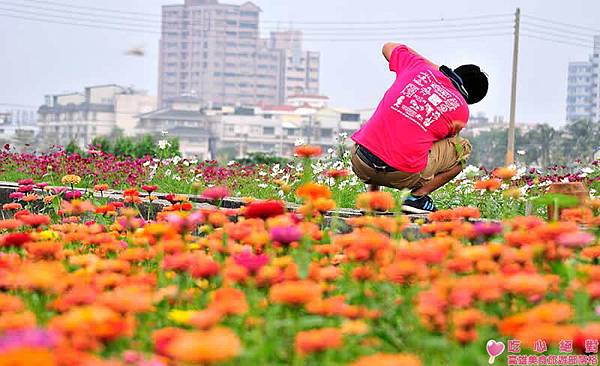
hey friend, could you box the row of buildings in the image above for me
[32,83,369,159]
[566,35,600,122]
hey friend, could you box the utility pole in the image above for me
[505,7,521,166]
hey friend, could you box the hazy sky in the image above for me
[0,0,598,126]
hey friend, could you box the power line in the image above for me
[521,26,595,43]
[0,10,512,39]
[521,33,594,49]
[0,13,513,42]
[522,14,600,33]
[521,20,598,38]
[0,2,513,33]
[14,0,513,25]
[262,13,514,25]
[18,0,162,18]
[0,12,160,34]
[0,1,162,24]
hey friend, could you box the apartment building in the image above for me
[566,35,600,122]
[270,30,320,101]
[37,85,156,148]
[137,96,220,158]
[158,0,320,108]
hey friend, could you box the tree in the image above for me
[65,140,83,155]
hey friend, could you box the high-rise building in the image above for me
[566,35,600,122]
[158,0,320,108]
[270,30,321,102]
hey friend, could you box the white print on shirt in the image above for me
[391,70,463,131]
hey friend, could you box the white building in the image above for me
[0,111,38,148]
[37,85,156,148]
[137,95,367,159]
[137,96,220,159]
[566,35,600,122]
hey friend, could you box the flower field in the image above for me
[2,144,600,365]
[1,143,599,219]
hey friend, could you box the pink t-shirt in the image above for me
[352,45,470,173]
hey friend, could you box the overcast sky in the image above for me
[0,0,598,126]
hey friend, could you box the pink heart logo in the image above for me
[486,340,505,364]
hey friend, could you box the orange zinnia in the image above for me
[269,280,322,306]
[492,167,517,180]
[165,327,241,363]
[355,191,395,211]
[474,178,502,191]
[294,145,322,158]
[349,353,422,366]
[296,183,332,201]
[210,287,248,315]
[294,327,343,355]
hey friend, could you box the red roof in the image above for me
[262,105,298,112]
[287,94,329,100]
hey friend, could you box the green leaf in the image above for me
[532,193,580,208]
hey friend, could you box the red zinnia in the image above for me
[0,232,31,247]
[18,214,51,227]
[324,169,350,179]
[244,200,285,219]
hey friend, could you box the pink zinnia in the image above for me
[556,231,595,248]
[201,186,230,201]
[18,185,34,193]
[233,247,269,273]
[270,226,303,244]
[64,190,82,200]
[142,185,158,193]
[473,222,503,237]
[17,179,34,186]
[8,192,24,200]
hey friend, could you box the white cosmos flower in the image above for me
[158,140,171,150]
[165,169,172,177]
[258,183,268,188]
[173,156,181,165]
[227,161,236,166]
[581,167,594,174]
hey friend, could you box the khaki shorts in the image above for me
[351,137,472,191]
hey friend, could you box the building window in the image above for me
[321,128,333,138]
[263,126,275,135]
[341,113,360,122]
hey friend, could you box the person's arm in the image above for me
[382,42,438,68]
[450,120,466,136]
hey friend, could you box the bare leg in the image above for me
[369,184,380,192]
[411,165,462,196]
